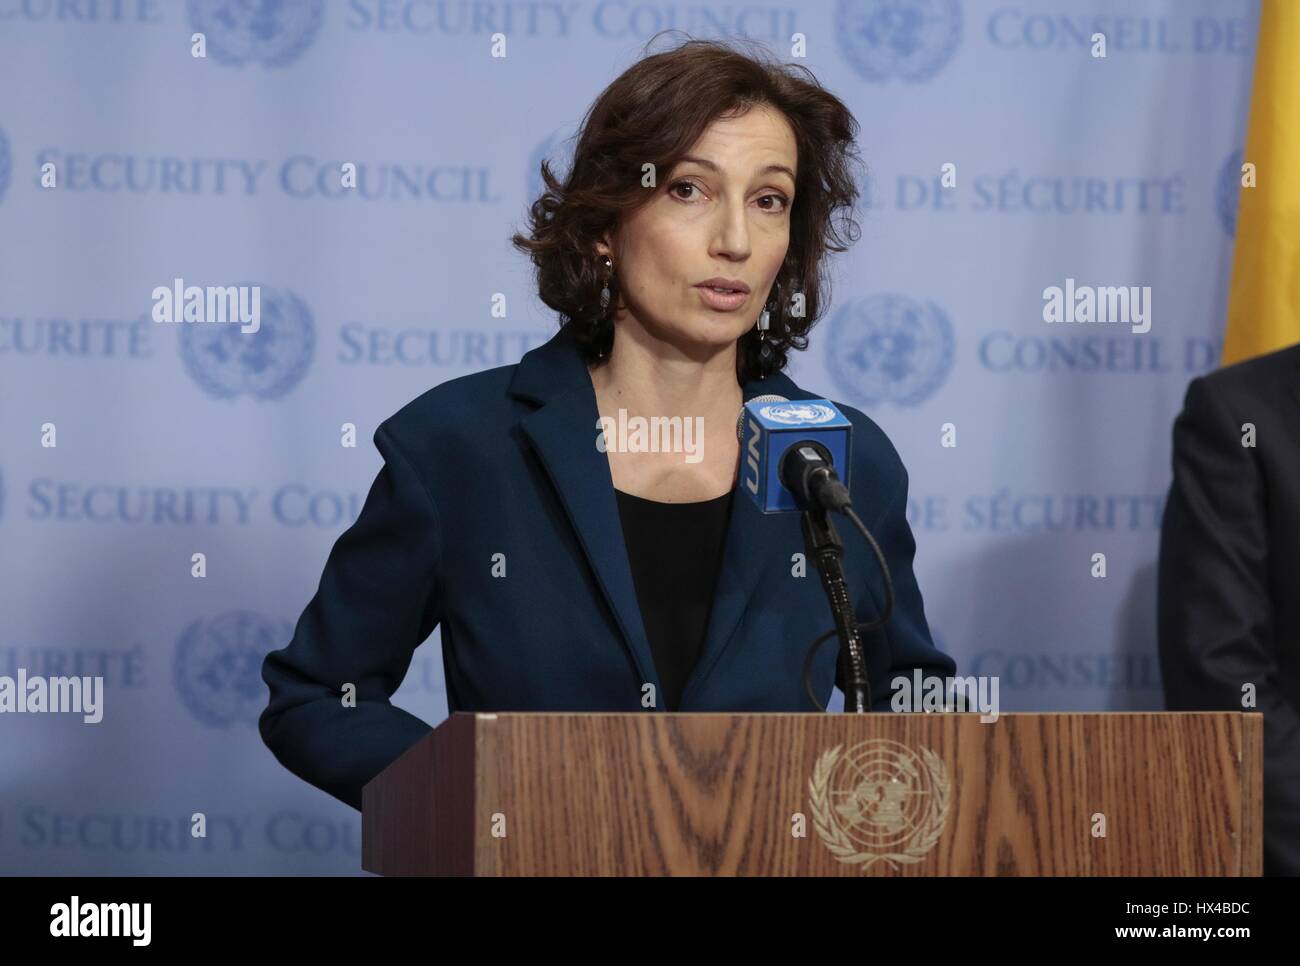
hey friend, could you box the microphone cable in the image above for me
[801,503,895,711]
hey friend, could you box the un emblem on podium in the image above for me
[809,739,951,870]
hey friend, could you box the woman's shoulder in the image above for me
[833,399,904,468]
[750,366,908,495]
[377,359,523,458]
[820,394,909,510]
[767,370,909,512]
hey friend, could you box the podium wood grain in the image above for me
[361,711,1261,876]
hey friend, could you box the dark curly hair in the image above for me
[511,33,864,384]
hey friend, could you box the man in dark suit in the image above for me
[1158,341,1300,876]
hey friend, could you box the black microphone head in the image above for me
[779,439,834,494]
[779,439,852,511]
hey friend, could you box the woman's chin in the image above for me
[638,316,749,356]
[682,318,751,347]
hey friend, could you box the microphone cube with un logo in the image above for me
[741,399,853,513]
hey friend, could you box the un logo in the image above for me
[1217,148,1244,238]
[175,610,291,728]
[760,402,839,425]
[188,0,324,68]
[835,0,963,83]
[179,284,315,400]
[809,739,950,870]
[826,294,954,408]
[0,126,11,204]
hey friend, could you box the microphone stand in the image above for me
[800,504,871,712]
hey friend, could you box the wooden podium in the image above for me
[361,711,1261,876]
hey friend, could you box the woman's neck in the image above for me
[586,317,746,502]
[587,319,744,421]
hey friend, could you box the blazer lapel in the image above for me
[510,329,659,693]
[508,325,813,710]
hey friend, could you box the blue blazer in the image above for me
[260,324,957,809]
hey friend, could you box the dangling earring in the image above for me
[594,254,615,360]
[757,279,779,369]
[599,255,613,315]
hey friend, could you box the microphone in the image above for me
[737,395,890,713]
[780,440,853,512]
[738,398,853,513]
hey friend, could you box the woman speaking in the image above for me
[260,37,958,810]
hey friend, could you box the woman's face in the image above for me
[597,104,798,359]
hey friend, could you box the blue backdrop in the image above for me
[0,0,1258,873]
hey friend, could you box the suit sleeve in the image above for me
[1157,376,1300,876]
[259,421,442,811]
[835,456,957,710]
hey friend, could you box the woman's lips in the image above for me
[695,285,749,311]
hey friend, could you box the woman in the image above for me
[260,37,957,811]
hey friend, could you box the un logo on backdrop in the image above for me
[1217,149,1243,238]
[188,0,324,68]
[175,610,291,728]
[834,0,963,83]
[826,294,954,407]
[0,126,11,203]
[179,285,315,400]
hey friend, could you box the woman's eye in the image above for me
[670,181,789,212]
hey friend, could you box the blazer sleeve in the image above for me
[259,421,442,811]
[836,456,957,710]
[1157,375,1300,876]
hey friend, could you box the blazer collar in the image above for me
[508,324,814,707]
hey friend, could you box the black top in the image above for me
[614,487,735,712]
